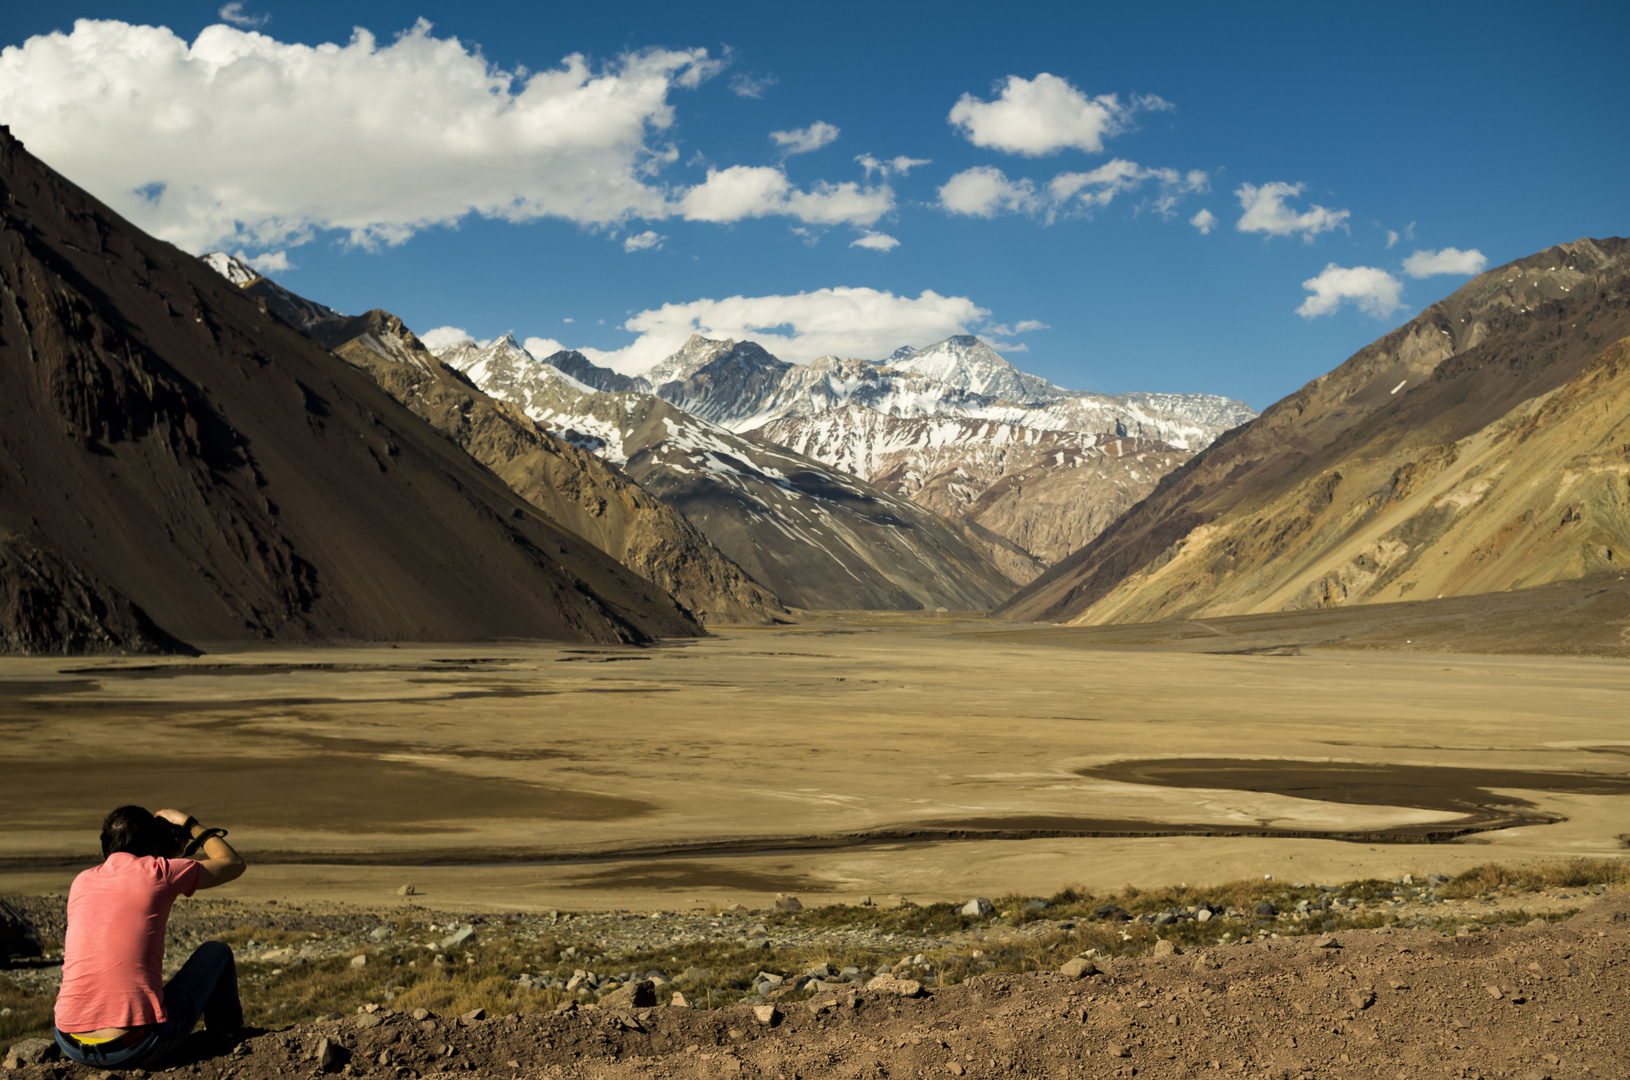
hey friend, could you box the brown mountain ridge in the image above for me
[0,125,701,652]
[998,237,1630,625]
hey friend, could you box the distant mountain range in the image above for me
[999,237,1630,626]
[432,328,1254,584]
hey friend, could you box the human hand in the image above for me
[155,808,191,828]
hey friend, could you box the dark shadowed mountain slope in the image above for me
[998,238,1630,625]
[300,309,787,625]
[0,126,700,651]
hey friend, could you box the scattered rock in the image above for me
[1151,939,1180,957]
[960,897,994,918]
[599,980,657,1010]
[410,1008,431,1021]
[1059,957,1099,978]
[314,1038,347,1073]
[947,1063,966,1077]
[773,893,803,912]
[368,926,393,942]
[679,966,713,983]
[3,1039,57,1068]
[753,1004,780,1025]
[1192,954,1221,972]
[349,954,368,969]
[1312,935,1340,949]
[1106,1043,1129,1058]
[461,1008,486,1022]
[1486,985,1504,1000]
[396,885,415,897]
[441,926,475,948]
[1254,901,1277,917]
[1349,989,1376,1011]
[351,1014,384,1030]
[671,992,691,1008]
[865,974,925,997]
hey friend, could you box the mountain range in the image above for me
[999,237,1630,626]
[0,125,700,653]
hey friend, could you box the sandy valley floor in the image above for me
[2,611,1627,911]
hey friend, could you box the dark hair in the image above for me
[101,805,161,859]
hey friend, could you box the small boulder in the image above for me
[774,894,803,912]
[671,992,692,1008]
[350,954,368,969]
[314,1038,347,1072]
[441,926,475,948]
[1312,935,1341,949]
[4,1039,58,1068]
[1151,939,1180,957]
[753,1004,780,1025]
[960,897,994,918]
[351,1014,384,1030]
[1059,957,1099,978]
[461,1008,486,1023]
[865,974,924,997]
[600,980,657,1010]
[410,1008,431,1021]
[396,884,415,896]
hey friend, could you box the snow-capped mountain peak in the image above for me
[201,252,261,286]
[884,335,1068,404]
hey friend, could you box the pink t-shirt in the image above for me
[54,853,201,1031]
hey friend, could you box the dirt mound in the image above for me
[10,897,1624,1079]
[0,126,700,650]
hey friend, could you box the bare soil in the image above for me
[6,893,1625,1080]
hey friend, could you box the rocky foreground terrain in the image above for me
[4,872,1626,1079]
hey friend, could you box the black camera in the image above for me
[157,818,192,858]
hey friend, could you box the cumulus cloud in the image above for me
[1190,208,1217,234]
[1235,182,1350,241]
[850,231,900,252]
[948,73,1172,156]
[677,166,893,226]
[1402,247,1488,278]
[1297,264,1405,319]
[941,160,1203,222]
[420,326,479,352]
[550,288,994,374]
[522,336,574,359]
[770,121,840,156]
[622,230,666,252]
[855,154,931,180]
[938,166,1042,218]
[0,20,738,254]
[217,3,269,28]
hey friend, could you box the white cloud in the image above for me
[1235,182,1350,241]
[217,3,268,28]
[0,19,728,253]
[855,154,932,180]
[938,166,1042,218]
[850,231,900,252]
[677,166,893,226]
[1384,221,1416,249]
[948,73,1172,156]
[770,121,840,156]
[729,71,776,98]
[1402,247,1488,278]
[1297,264,1405,319]
[420,326,478,351]
[983,319,1049,337]
[622,230,666,252]
[941,160,1202,222]
[1190,208,1217,234]
[522,336,574,359]
[569,288,993,374]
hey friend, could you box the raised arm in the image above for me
[156,808,247,889]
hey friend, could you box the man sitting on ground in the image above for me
[53,806,248,1069]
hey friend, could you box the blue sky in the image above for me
[1,1,1625,408]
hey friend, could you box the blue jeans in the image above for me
[55,941,243,1070]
